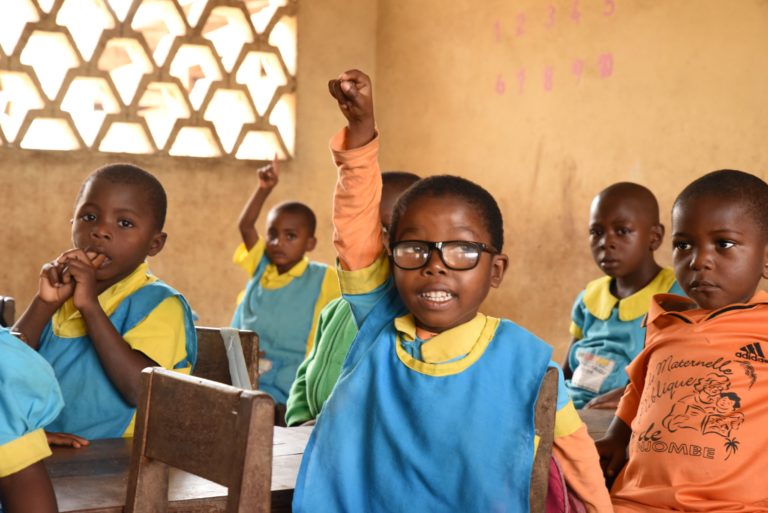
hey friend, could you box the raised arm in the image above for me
[328,70,381,270]
[238,155,279,250]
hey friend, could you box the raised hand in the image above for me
[257,154,279,190]
[328,69,375,149]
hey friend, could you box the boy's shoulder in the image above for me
[578,268,678,322]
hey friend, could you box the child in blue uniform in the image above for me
[564,183,684,409]
[0,328,63,513]
[14,164,196,441]
[292,70,612,513]
[231,157,340,404]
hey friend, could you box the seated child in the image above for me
[564,182,684,409]
[292,70,612,512]
[231,157,340,404]
[597,170,768,511]
[285,170,420,426]
[14,164,196,441]
[0,328,63,513]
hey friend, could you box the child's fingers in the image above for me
[90,253,107,269]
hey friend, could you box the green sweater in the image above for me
[285,297,358,426]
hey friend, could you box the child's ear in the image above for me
[305,236,317,253]
[147,232,167,257]
[489,253,509,288]
[762,243,768,280]
[649,223,665,251]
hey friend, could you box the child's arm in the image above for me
[595,416,632,481]
[0,461,58,513]
[561,338,577,380]
[237,155,279,251]
[328,69,380,271]
[56,250,157,406]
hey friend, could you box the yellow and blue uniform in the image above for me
[0,328,63,479]
[231,239,340,403]
[38,263,196,439]
[293,256,588,513]
[566,268,684,408]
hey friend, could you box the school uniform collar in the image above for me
[583,267,677,322]
[261,257,309,288]
[53,263,156,336]
[394,313,486,364]
[646,290,768,326]
[392,313,501,377]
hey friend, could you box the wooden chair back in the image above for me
[192,327,259,389]
[530,367,559,513]
[0,296,15,328]
[125,368,274,513]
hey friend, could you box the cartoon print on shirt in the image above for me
[660,373,744,459]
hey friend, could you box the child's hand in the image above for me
[38,258,75,306]
[328,69,375,148]
[46,431,90,448]
[595,435,627,483]
[257,154,279,190]
[56,249,107,312]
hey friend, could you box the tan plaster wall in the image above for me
[0,0,378,329]
[373,0,768,360]
[4,0,768,363]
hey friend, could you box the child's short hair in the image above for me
[273,201,317,236]
[674,169,768,237]
[78,163,167,230]
[389,175,504,251]
[382,171,420,190]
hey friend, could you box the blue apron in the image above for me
[39,281,196,439]
[232,258,328,403]
[293,288,553,513]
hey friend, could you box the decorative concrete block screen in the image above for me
[0,0,296,159]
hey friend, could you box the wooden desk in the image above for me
[578,408,615,440]
[47,426,312,513]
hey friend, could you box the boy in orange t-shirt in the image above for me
[597,169,768,512]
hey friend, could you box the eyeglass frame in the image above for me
[389,239,499,271]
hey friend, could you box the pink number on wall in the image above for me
[570,0,581,22]
[494,20,502,42]
[545,5,556,29]
[515,13,526,37]
[517,69,526,93]
[604,0,616,16]
[572,58,584,83]
[543,66,554,91]
[496,74,506,95]
[598,53,614,77]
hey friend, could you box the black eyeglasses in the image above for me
[390,240,498,271]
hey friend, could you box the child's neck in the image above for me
[611,261,662,299]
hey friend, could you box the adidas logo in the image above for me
[735,342,768,363]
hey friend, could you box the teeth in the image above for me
[421,291,453,302]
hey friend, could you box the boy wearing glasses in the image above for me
[292,70,611,513]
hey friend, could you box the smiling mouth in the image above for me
[600,258,619,268]
[419,290,455,304]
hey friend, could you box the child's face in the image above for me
[265,209,316,274]
[71,178,166,290]
[588,193,661,281]
[672,195,768,310]
[392,195,508,334]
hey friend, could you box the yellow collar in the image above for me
[260,257,310,289]
[583,267,676,321]
[394,313,500,376]
[54,263,157,337]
